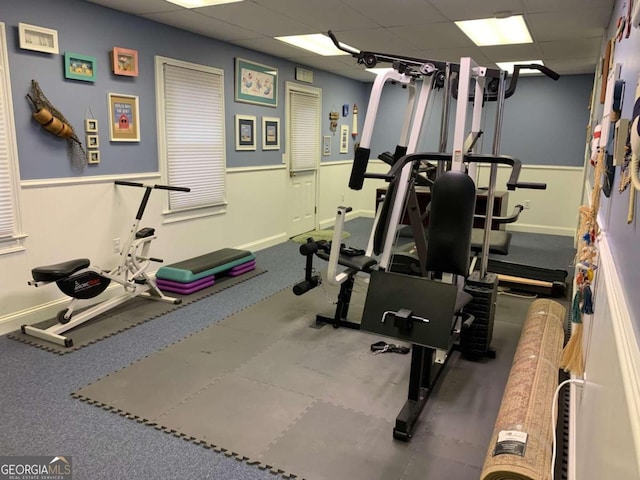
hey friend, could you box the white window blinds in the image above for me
[161,60,226,211]
[0,23,19,241]
[290,90,320,172]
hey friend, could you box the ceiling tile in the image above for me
[343,0,447,27]
[143,10,259,41]
[231,37,320,58]
[334,28,425,58]
[480,43,544,62]
[252,0,378,31]
[522,0,615,13]
[539,38,602,59]
[526,8,612,42]
[427,0,527,21]
[419,46,493,66]
[386,23,475,50]
[86,0,179,15]
[194,2,313,37]
[544,58,599,75]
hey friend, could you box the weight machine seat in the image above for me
[470,229,512,256]
[316,251,377,272]
[32,258,91,282]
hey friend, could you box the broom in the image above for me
[560,288,585,376]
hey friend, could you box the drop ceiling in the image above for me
[86,0,614,81]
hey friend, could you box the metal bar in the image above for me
[480,70,508,278]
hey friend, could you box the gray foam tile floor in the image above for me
[260,400,413,480]
[155,375,315,459]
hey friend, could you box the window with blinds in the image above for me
[290,90,320,172]
[0,23,22,252]
[156,57,226,213]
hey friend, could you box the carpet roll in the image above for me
[481,298,566,480]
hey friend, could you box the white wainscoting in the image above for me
[570,231,640,479]
[476,164,584,236]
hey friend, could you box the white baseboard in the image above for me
[0,284,124,336]
[507,223,576,236]
[318,209,374,230]
[236,232,288,252]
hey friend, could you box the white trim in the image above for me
[235,232,288,252]
[597,231,640,475]
[227,164,287,173]
[21,172,160,188]
[319,209,370,229]
[477,163,584,172]
[506,223,576,237]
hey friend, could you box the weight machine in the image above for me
[295,33,559,441]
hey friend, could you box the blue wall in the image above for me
[367,73,593,167]
[598,0,640,341]
[3,0,369,180]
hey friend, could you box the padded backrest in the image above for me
[425,171,476,276]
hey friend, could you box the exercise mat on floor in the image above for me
[290,229,349,244]
[7,269,266,355]
[481,298,566,480]
[73,284,538,480]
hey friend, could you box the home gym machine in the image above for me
[22,180,190,347]
[295,34,556,441]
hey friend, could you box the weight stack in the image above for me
[461,272,499,358]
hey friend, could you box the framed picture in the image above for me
[235,58,278,107]
[112,47,139,77]
[339,125,349,154]
[87,150,100,164]
[86,134,99,148]
[323,135,331,156]
[262,117,280,150]
[108,93,140,142]
[18,23,58,54]
[64,52,97,82]
[85,119,98,132]
[235,114,256,151]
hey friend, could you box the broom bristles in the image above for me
[560,322,584,376]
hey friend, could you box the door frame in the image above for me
[285,81,322,234]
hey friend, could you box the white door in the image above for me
[286,82,321,237]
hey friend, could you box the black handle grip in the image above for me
[114,180,144,187]
[154,184,191,192]
[516,182,547,190]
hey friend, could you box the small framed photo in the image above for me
[87,150,100,164]
[108,93,140,142]
[323,135,331,156]
[112,47,139,77]
[86,134,99,149]
[339,124,349,154]
[235,114,256,151]
[262,117,280,150]
[64,52,97,82]
[18,23,58,54]
[85,119,98,132]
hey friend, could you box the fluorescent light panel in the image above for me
[275,34,353,56]
[496,60,543,74]
[455,15,532,46]
[365,67,394,75]
[165,0,243,8]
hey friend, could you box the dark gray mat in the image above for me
[73,283,542,480]
[8,269,266,354]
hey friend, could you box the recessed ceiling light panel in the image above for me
[455,15,532,46]
[165,0,243,8]
[274,34,354,56]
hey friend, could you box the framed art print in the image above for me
[108,93,140,142]
[262,117,280,150]
[235,58,278,107]
[235,114,256,151]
